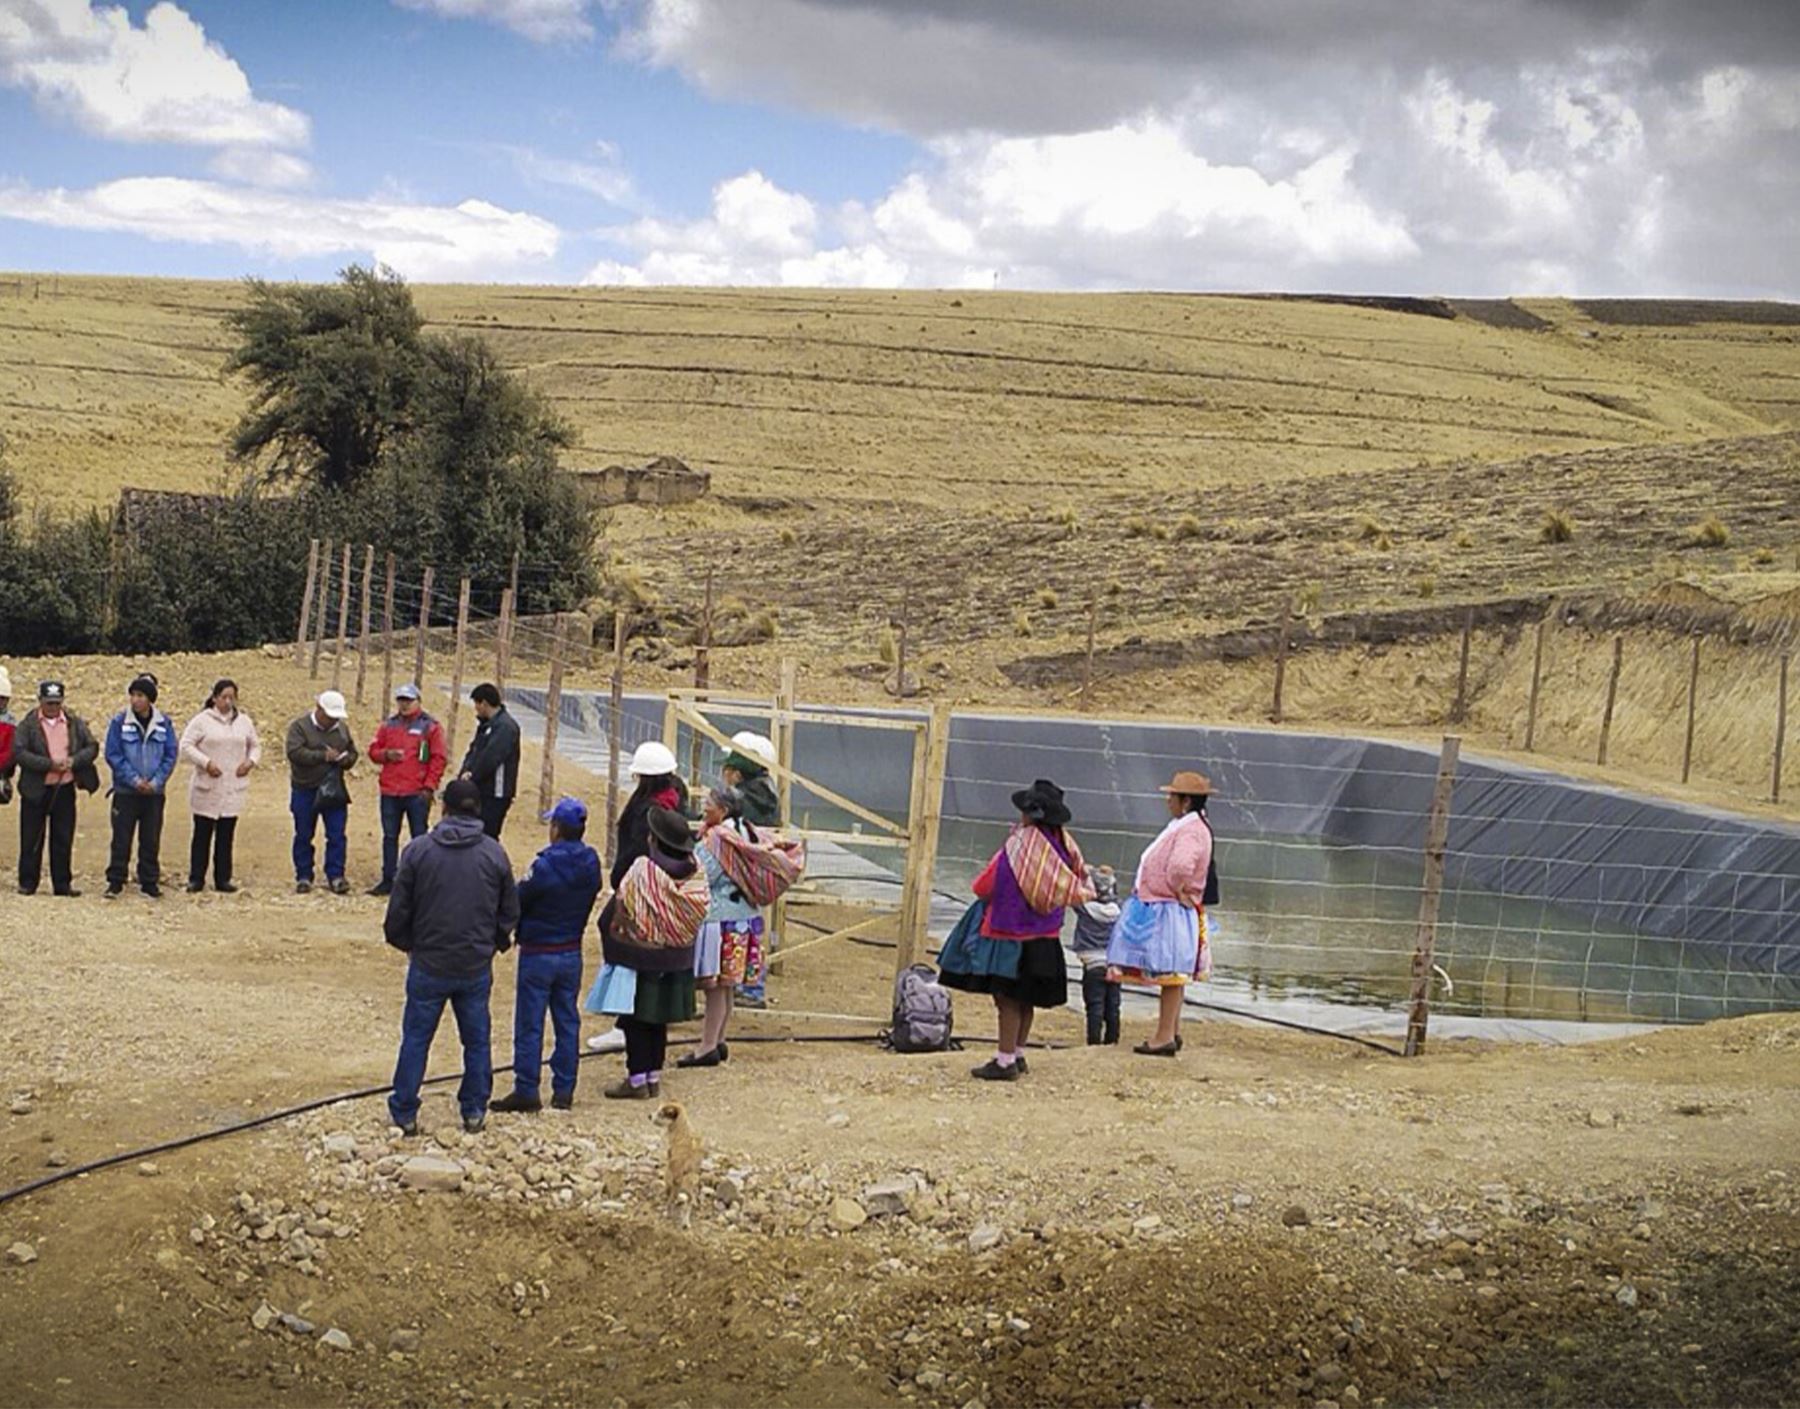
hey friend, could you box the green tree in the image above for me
[224,264,424,491]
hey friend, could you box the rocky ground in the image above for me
[1,859,1797,1408]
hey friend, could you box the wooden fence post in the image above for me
[413,565,434,697]
[768,657,799,978]
[1597,634,1624,766]
[1524,618,1546,752]
[1681,637,1701,784]
[354,544,374,705]
[380,553,397,706]
[897,702,952,976]
[309,537,333,679]
[1451,608,1474,724]
[538,616,568,815]
[689,566,714,783]
[1270,598,1292,723]
[494,586,515,693]
[294,538,320,665]
[1775,652,1791,805]
[444,577,472,764]
[330,542,352,692]
[605,611,626,870]
[1404,734,1462,1057]
[1082,596,1097,710]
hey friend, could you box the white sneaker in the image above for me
[586,1029,626,1052]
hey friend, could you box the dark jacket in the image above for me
[12,708,101,804]
[104,706,179,793]
[516,839,602,950]
[737,769,780,827]
[286,712,360,790]
[461,706,521,803]
[609,777,690,890]
[384,813,520,978]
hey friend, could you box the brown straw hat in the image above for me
[1157,770,1213,796]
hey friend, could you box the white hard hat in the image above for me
[729,731,777,768]
[629,740,678,777]
[317,690,350,721]
[0,666,12,697]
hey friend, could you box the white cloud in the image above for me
[0,177,560,281]
[583,124,1416,289]
[395,0,593,42]
[208,147,315,190]
[503,140,640,208]
[0,0,308,148]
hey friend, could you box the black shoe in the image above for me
[215,882,239,894]
[141,884,162,900]
[55,889,82,899]
[185,880,205,894]
[295,880,313,894]
[1015,1055,1030,1075]
[17,886,36,897]
[104,884,123,899]
[462,1115,486,1134]
[971,1058,1019,1082]
[675,1047,723,1069]
[717,1040,729,1064]
[366,882,392,898]
[1133,1040,1180,1058]
[329,878,350,896]
[395,1120,419,1138]
[604,1079,653,1100]
[551,1092,573,1111]
[488,1092,541,1115]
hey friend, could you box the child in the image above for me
[1071,864,1123,1045]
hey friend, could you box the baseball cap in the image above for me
[39,680,64,702]
[543,797,588,828]
[443,778,482,814]
[395,683,421,701]
[317,690,349,720]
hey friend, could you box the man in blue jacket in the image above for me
[491,797,602,1115]
[384,778,520,1136]
[103,672,178,899]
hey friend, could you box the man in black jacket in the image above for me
[459,683,520,841]
[383,779,520,1135]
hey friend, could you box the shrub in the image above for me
[1453,528,1474,549]
[779,527,796,547]
[1539,509,1575,544]
[1011,608,1032,637]
[1750,546,1775,566]
[1173,513,1205,542]
[1123,516,1150,539]
[1356,512,1388,542]
[1037,587,1060,609]
[1688,516,1730,549]
[1415,574,1436,598]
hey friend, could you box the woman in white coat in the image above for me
[179,679,261,892]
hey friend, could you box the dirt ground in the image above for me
[1,735,1797,1406]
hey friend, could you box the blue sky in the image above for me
[0,1,1795,293]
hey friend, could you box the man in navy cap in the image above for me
[490,797,602,1114]
[103,672,178,899]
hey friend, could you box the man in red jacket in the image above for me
[367,683,447,897]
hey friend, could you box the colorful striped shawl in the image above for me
[1003,822,1094,915]
[615,856,710,949]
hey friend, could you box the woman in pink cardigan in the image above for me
[1107,769,1216,1056]
[179,679,262,892]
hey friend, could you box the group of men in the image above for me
[0,667,522,898]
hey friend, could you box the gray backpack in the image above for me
[885,963,954,1053]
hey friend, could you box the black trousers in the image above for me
[18,784,77,894]
[480,795,511,841]
[189,815,239,888]
[619,1017,668,1078]
[106,790,166,889]
[1081,967,1122,1046]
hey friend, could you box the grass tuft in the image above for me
[1539,509,1576,544]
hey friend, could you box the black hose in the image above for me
[0,1027,1071,1210]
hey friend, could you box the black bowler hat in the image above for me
[1011,778,1072,827]
[648,805,695,854]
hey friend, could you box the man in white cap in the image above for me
[285,690,359,894]
[0,665,15,807]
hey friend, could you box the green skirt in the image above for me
[633,970,698,1025]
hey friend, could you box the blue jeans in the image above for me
[512,948,584,1099]
[388,962,493,1126]
[379,792,432,886]
[290,786,348,883]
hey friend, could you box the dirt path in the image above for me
[2,878,1797,1408]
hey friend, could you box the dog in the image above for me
[654,1100,703,1222]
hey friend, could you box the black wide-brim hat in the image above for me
[1011,778,1072,827]
[647,804,696,854]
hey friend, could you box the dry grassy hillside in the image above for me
[1,276,1795,516]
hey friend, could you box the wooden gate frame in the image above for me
[663,679,950,977]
